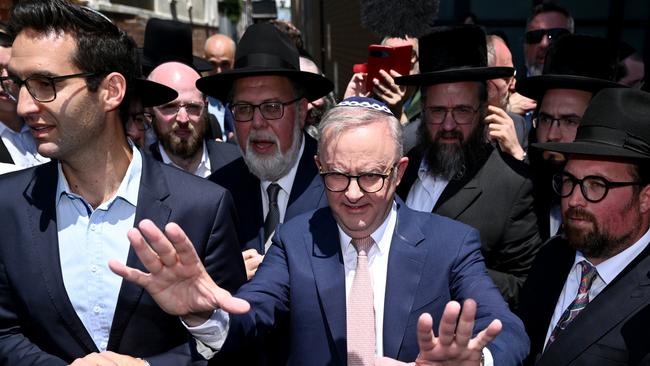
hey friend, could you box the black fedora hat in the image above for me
[140,18,212,74]
[196,23,333,102]
[132,78,177,107]
[533,88,650,160]
[395,25,514,86]
[517,35,625,100]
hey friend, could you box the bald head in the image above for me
[204,33,236,75]
[148,61,202,97]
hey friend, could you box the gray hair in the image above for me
[317,106,403,163]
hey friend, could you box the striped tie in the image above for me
[347,236,376,366]
[547,260,598,346]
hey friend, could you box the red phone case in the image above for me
[365,44,412,92]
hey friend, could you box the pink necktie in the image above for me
[347,236,376,366]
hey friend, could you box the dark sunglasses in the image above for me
[525,28,570,44]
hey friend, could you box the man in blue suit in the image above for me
[199,23,334,279]
[0,1,246,365]
[112,97,529,365]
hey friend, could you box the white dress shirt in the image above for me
[0,121,49,168]
[543,228,650,349]
[406,159,449,212]
[158,141,211,178]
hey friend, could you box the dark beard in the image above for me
[154,118,204,160]
[564,206,638,259]
[417,121,489,180]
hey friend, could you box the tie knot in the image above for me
[267,183,281,203]
[578,260,598,287]
[351,236,374,255]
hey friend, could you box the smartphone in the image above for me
[365,44,413,92]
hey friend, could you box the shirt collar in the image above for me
[56,143,142,209]
[574,227,650,285]
[0,120,29,136]
[338,200,397,255]
[158,140,210,176]
[261,134,305,195]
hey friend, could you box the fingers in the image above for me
[416,313,436,354]
[242,248,260,259]
[215,290,251,315]
[164,222,202,267]
[108,259,150,288]
[469,319,503,351]
[437,301,461,347]
[243,250,264,280]
[137,220,179,267]
[374,356,413,366]
[453,299,477,347]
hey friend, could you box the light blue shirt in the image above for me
[56,147,142,351]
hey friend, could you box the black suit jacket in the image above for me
[0,139,13,164]
[149,139,241,174]
[0,151,246,365]
[518,237,650,366]
[208,134,328,253]
[397,145,542,306]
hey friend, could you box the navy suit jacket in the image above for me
[0,151,246,366]
[208,134,327,252]
[216,201,529,365]
[518,237,650,365]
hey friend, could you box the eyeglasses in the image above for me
[156,102,205,118]
[320,165,396,193]
[0,72,96,103]
[127,112,152,131]
[534,114,581,133]
[525,28,570,44]
[231,97,302,122]
[552,172,643,203]
[424,106,480,125]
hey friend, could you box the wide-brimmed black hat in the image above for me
[196,23,333,102]
[140,18,212,74]
[395,25,514,86]
[533,88,650,160]
[132,79,177,107]
[517,35,625,100]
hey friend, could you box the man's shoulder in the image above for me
[0,161,56,198]
[144,154,230,199]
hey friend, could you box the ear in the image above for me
[298,98,309,128]
[393,156,409,186]
[100,72,127,113]
[638,184,650,214]
[313,154,322,171]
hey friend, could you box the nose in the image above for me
[546,121,563,142]
[251,106,269,129]
[441,110,457,131]
[345,177,365,202]
[566,181,587,208]
[16,85,39,117]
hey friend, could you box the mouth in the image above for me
[250,139,276,154]
[343,203,369,214]
[29,124,55,138]
[174,129,192,139]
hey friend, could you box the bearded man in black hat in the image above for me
[517,87,650,365]
[396,25,542,307]
[517,34,626,241]
[199,23,333,279]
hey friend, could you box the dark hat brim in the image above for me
[517,75,626,100]
[138,48,213,73]
[132,79,178,107]
[532,140,650,160]
[395,66,514,86]
[196,67,334,102]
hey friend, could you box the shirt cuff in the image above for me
[483,347,494,366]
[182,309,230,360]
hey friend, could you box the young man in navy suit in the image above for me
[0,1,245,365]
[112,97,529,366]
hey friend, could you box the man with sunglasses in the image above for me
[518,87,650,365]
[109,96,529,366]
[147,61,240,177]
[523,2,573,77]
[0,1,246,365]
[199,23,333,280]
[396,25,541,307]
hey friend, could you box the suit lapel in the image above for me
[382,204,426,359]
[25,162,98,352]
[540,245,650,366]
[108,152,172,349]
[309,209,347,364]
[287,134,319,208]
[0,138,13,164]
[433,174,481,219]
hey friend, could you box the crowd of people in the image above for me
[0,0,648,365]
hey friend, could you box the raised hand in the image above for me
[373,69,406,114]
[242,248,264,280]
[69,351,146,366]
[484,105,526,160]
[109,219,250,326]
[375,299,502,366]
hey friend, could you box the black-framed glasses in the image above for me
[0,72,96,103]
[231,97,302,122]
[320,165,396,193]
[534,113,581,133]
[424,106,480,125]
[552,172,643,203]
[127,112,152,131]
[156,101,205,118]
[525,28,570,44]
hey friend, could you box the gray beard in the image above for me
[241,121,303,182]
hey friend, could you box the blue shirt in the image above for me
[56,147,142,351]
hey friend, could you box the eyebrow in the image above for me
[538,111,582,119]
